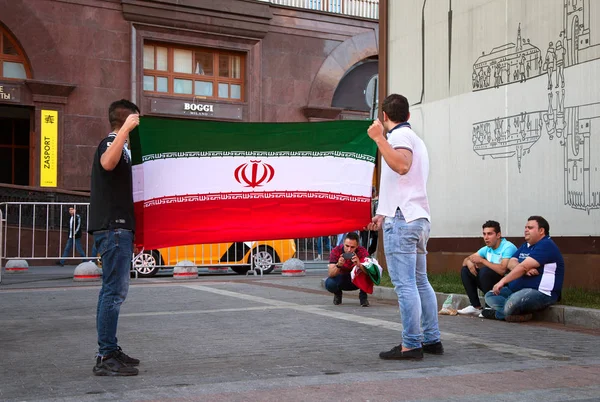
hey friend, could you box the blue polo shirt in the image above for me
[477,238,517,264]
[508,236,565,301]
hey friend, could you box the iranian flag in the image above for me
[130,116,376,250]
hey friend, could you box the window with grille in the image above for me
[143,43,245,102]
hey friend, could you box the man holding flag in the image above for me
[367,94,443,360]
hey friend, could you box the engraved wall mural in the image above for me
[471,0,600,214]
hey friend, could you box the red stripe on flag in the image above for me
[135,196,371,249]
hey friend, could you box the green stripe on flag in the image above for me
[130,116,376,166]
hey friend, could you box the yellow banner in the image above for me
[40,110,58,187]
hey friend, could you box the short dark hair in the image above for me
[482,220,501,234]
[108,99,140,130]
[382,94,409,123]
[344,232,360,243]
[527,215,550,236]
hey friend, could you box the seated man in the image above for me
[457,220,517,316]
[482,215,564,322]
[325,232,370,307]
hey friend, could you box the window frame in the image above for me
[142,42,245,102]
[0,25,31,80]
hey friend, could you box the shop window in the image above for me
[0,26,31,80]
[143,43,245,101]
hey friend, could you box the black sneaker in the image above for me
[481,308,498,320]
[360,299,370,307]
[379,345,423,360]
[93,353,139,376]
[333,293,342,305]
[114,347,140,366]
[55,261,64,266]
[422,341,444,355]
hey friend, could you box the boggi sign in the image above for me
[183,103,214,113]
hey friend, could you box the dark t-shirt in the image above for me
[88,134,135,233]
[508,236,565,301]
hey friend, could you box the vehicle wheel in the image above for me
[251,246,279,274]
[133,250,161,277]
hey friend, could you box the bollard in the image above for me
[281,258,305,277]
[173,260,198,280]
[5,259,29,273]
[73,261,102,282]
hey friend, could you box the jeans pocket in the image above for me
[383,217,395,236]
[96,232,116,257]
[398,227,421,254]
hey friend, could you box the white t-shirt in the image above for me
[376,124,431,222]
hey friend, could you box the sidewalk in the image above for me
[321,279,600,330]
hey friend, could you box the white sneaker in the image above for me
[314,255,322,261]
[457,305,481,316]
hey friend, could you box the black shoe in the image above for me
[379,345,423,360]
[93,352,139,376]
[333,293,342,305]
[481,308,498,320]
[55,261,64,266]
[422,341,444,355]
[114,346,140,366]
[360,299,370,307]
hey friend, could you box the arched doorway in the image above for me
[0,24,33,185]
[331,58,378,119]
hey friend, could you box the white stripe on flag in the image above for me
[133,156,374,202]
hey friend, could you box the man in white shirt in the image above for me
[367,94,442,360]
[457,220,517,316]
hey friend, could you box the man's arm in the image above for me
[507,257,519,271]
[327,263,341,278]
[100,113,139,171]
[470,255,510,275]
[492,257,540,294]
[367,119,412,175]
[462,253,479,276]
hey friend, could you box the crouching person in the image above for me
[482,216,564,322]
[325,232,370,307]
[457,220,517,316]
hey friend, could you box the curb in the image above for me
[320,278,600,330]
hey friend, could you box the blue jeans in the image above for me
[95,229,133,356]
[325,273,368,302]
[59,238,86,264]
[384,209,440,349]
[484,287,554,320]
[316,236,331,255]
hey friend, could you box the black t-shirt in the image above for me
[88,134,135,233]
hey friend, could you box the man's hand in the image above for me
[121,113,140,133]
[526,268,539,276]
[366,215,383,231]
[469,254,484,265]
[350,254,360,268]
[492,280,505,295]
[367,119,385,142]
[337,256,345,267]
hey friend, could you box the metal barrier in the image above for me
[0,201,374,279]
[0,202,96,264]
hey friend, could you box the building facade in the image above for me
[0,0,378,192]
[380,0,600,289]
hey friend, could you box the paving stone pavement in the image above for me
[0,266,599,402]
